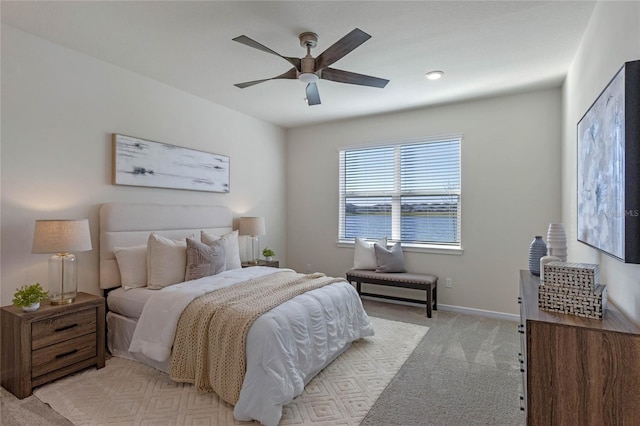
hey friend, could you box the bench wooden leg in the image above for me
[425,281,438,318]
[433,280,438,311]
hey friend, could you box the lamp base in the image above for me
[50,296,75,305]
[249,235,260,265]
[48,252,78,306]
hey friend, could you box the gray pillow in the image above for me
[374,242,406,273]
[185,237,226,281]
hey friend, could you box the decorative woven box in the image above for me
[538,283,607,319]
[543,261,600,289]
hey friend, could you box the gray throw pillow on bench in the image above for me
[374,242,406,273]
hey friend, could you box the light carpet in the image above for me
[34,317,428,425]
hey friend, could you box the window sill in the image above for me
[336,241,463,255]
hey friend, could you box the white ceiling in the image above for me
[1,1,595,129]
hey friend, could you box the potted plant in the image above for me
[262,247,275,261]
[12,283,48,312]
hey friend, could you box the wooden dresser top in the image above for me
[520,270,640,335]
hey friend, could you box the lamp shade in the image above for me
[32,219,93,254]
[239,217,266,236]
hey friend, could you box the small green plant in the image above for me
[262,247,275,258]
[12,283,48,307]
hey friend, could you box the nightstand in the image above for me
[241,260,280,268]
[1,292,105,399]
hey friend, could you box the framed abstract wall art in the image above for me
[112,134,230,193]
[577,60,640,263]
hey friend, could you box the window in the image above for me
[338,136,461,249]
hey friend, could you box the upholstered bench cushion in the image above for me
[346,269,437,289]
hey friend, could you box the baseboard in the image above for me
[437,303,519,322]
[361,295,519,322]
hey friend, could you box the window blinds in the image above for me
[339,137,461,247]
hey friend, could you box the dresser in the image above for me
[1,292,105,399]
[519,270,640,425]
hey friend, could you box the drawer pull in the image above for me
[55,349,79,359]
[55,323,78,332]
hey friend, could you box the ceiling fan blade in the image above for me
[234,79,270,89]
[234,67,298,89]
[320,67,389,88]
[306,83,321,106]
[314,28,371,71]
[232,35,301,71]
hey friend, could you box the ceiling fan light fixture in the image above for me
[298,72,319,84]
[425,70,444,80]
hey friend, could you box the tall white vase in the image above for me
[546,223,567,261]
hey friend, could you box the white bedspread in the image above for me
[129,267,374,426]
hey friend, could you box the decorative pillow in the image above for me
[147,233,188,289]
[353,237,388,270]
[185,237,226,281]
[374,242,406,273]
[201,230,242,270]
[114,244,147,290]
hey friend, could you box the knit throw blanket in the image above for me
[168,270,344,405]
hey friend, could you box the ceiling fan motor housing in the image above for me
[298,32,319,82]
[300,57,316,74]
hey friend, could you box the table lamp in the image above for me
[239,217,265,264]
[31,219,92,304]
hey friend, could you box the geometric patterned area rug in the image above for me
[34,317,428,425]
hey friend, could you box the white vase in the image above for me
[546,223,567,261]
[265,256,273,261]
[22,302,40,312]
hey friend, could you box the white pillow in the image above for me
[147,233,188,289]
[114,244,147,290]
[201,230,242,270]
[353,237,388,270]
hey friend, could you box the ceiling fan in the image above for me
[232,28,389,106]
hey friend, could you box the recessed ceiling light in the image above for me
[425,70,444,80]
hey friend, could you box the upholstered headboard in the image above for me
[99,202,233,289]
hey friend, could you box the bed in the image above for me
[99,202,374,425]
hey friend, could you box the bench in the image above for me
[346,269,438,318]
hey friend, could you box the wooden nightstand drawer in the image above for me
[31,333,96,378]
[32,309,97,350]
[1,292,105,399]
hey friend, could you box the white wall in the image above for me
[1,26,287,305]
[287,88,562,315]
[562,1,640,322]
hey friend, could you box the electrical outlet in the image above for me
[306,263,312,273]
[445,278,452,288]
